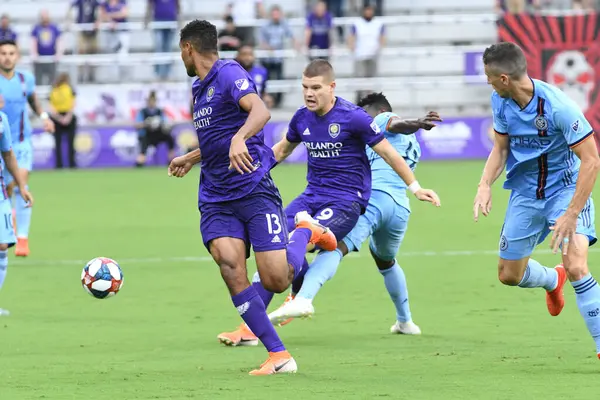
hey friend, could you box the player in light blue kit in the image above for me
[0,111,34,315]
[474,42,600,359]
[0,39,54,257]
[269,93,442,333]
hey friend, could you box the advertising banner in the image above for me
[32,117,494,169]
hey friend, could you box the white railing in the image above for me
[11,13,499,35]
[21,44,487,65]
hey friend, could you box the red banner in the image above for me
[498,13,600,149]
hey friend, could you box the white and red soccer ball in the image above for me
[81,257,124,299]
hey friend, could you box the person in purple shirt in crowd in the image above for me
[167,20,337,376]
[31,10,62,86]
[100,0,129,78]
[219,59,440,345]
[67,0,101,82]
[235,45,272,106]
[0,15,17,42]
[145,0,180,80]
[305,1,333,61]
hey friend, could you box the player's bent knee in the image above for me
[497,258,527,286]
[258,273,288,294]
[0,244,8,251]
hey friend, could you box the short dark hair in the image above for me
[180,20,218,54]
[357,92,392,112]
[482,42,527,79]
[224,15,234,24]
[303,59,335,81]
[0,39,17,48]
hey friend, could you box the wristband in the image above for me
[40,112,49,120]
[408,181,421,194]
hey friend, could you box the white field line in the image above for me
[10,248,600,266]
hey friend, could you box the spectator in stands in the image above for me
[218,16,246,52]
[31,10,62,86]
[306,1,333,61]
[363,0,383,16]
[49,73,77,169]
[572,0,597,10]
[495,0,533,13]
[67,0,101,83]
[225,0,265,46]
[260,5,298,108]
[325,0,344,42]
[99,0,129,79]
[235,45,273,107]
[135,91,175,167]
[146,0,180,81]
[0,15,17,42]
[348,4,384,103]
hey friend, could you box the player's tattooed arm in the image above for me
[27,93,55,133]
[272,137,299,163]
[234,93,271,141]
[387,111,443,134]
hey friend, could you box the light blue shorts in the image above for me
[343,190,410,261]
[3,141,33,186]
[499,186,597,260]
[0,198,16,247]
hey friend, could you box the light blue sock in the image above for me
[297,249,343,300]
[518,259,558,291]
[14,186,32,238]
[571,273,600,354]
[0,250,8,290]
[380,260,412,323]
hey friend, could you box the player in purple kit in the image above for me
[217,60,440,342]
[167,20,337,376]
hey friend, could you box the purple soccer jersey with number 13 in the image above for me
[284,97,385,240]
[193,59,288,255]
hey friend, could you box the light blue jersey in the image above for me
[0,70,35,145]
[492,79,597,260]
[367,111,421,211]
[0,112,13,200]
[492,79,593,200]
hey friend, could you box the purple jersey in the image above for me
[31,24,61,56]
[0,28,17,42]
[249,64,268,95]
[307,11,332,49]
[286,97,384,207]
[151,0,178,21]
[192,59,277,204]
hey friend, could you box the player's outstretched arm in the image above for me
[473,133,509,221]
[371,139,441,206]
[168,148,201,178]
[272,137,299,164]
[229,93,271,174]
[387,111,443,134]
[2,150,33,206]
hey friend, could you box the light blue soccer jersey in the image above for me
[492,79,593,199]
[0,112,14,200]
[0,70,35,145]
[366,111,421,211]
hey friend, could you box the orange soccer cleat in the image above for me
[14,237,29,257]
[249,351,297,376]
[546,264,567,317]
[217,323,258,347]
[294,211,337,251]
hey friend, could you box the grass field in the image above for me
[0,161,598,399]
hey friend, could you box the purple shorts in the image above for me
[284,192,363,245]
[199,173,288,258]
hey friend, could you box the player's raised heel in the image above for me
[217,324,258,347]
[268,297,315,326]
[272,293,295,327]
[390,321,421,335]
[294,211,337,251]
[546,264,567,317]
[14,238,29,257]
[249,351,297,375]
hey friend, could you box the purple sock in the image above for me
[231,286,285,353]
[291,259,309,294]
[287,228,311,281]
[251,272,275,308]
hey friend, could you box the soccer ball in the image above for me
[81,257,124,299]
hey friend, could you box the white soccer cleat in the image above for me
[268,297,315,326]
[390,321,421,335]
[294,210,317,225]
[0,308,10,317]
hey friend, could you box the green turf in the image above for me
[0,161,597,399]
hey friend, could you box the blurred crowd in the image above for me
[496,0,599,12]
